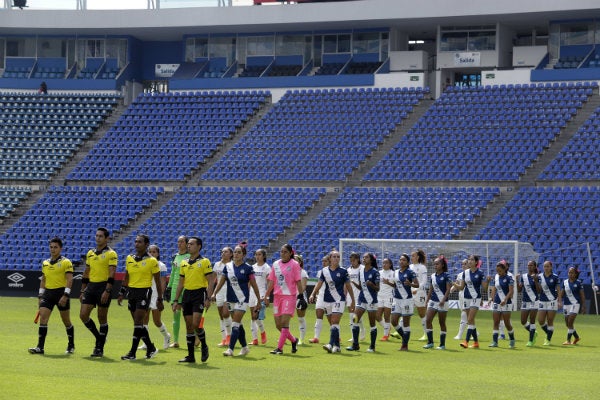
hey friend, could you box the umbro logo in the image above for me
[7,272,26,288]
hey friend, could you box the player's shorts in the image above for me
[182,288,207,316]
[464,297,481,309]
[215,285,227,307]
[228,301,248,313]
[127,287,152,312]
[40,288,70,311]
[150,288,160,310]
[492,302,512,313]
[324,300,345,315]
[521,300,538,311]
[427,299,449,312]
[81,281,111,308]
[356,300,378,312]
[249,290,264,308]
[413,289,427,308]
[563,304,580,315]
[538,300,558,311]
[315,293,326,310]
[377,294,394,309]
[392,298,414,316]
[273,295,296,317]
[347,289,360,307]
[457,293,466,310]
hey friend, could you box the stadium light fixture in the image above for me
[12,0,27,9]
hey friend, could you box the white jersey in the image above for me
[213,260,232,304]
[150,261,167,309]
[346,265,364,306]
[251,262,272,297]
[300,269,309,299]
[410,263,428,291]
[378,269,395,298]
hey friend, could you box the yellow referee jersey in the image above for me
[86,247,118,283]
[42,257,73,289]
[126,254,159,288]
[180,256,213,290]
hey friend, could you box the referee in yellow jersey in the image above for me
[118,234,163,360]
[29,237,74,355]
[80,227,118,357]
[172,236,215,363]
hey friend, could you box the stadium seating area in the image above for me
[111,186,326,272]
[0,186,161,270]
[0,186,31,218]
[0,93,120,180]
[364,83,593,181]
[476,186,600,284]
[289,187,500,276]
[67,90,269,181]
[202,87,425,181]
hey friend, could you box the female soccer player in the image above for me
[377,257,395,341]
[517,260,539,346]
[264,244,304,355]
[29,237,75,355]
[409,249,429,341]
[455,254,488,349]
[250,248,271,346]
[535,260,560,346]
[390,253,419,351]
[347,253,380,352]
[559,266,585,345]
[488,260,516,348]
[309,254,330,344]
[213,247,233,347]
[450,259,468,340]
[294,254,309,345]
[308,250,355,354]
[212,244,261,356]
[422,255,452,350]
[346,252,364,342]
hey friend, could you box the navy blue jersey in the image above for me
[223,262,255,303]
[538,273,559,302]
[393,268,416,300]
[562,279,583,305]
[519,273,538,302]
[358,267,380,304]
[320,266,349,303]
[493,273,514,304]
[429,272,451,302]
[462,268,486,299]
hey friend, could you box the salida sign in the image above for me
[454,52,481,67]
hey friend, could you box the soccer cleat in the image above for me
[331,346,341,353]
[532,331,538,346]
[169,342,180,348]
[222,348,234,357]
[251,339,259,346]
[345,344,360,351]
[469,342,479,349]
[224,335,231,346]
[163,333,171,350]
[322,343,333,353]
[573,337,580,345]
[178,355,195,363]
[217,339,227,347]
[417,334,428,341]
[509,340,515,349]
[488,342,498,348]
[422,343,434,349]
[65,345,75,354]
[436,345,445,350]
[261,331,267,344]
[543,339,551,346]
[291,338,299,354]
[380,335,389,341]
[400,345,408,351]
[28,347,44,355]
[390,331,401,339]
[238,346,250,356]
[146,347,159,359]
[453,335,462,340]
[121,353,136,361]
[347,338,354,342]
[297,340,304,346]
[367,347,375,353]
[562,341,572,346]
[90,348,104,358]
[270,348,283,355]
[201,345,209,362]
[460,341,469,348]
[308,337,319,344]
[138,343,147,350]
[526,341,534,347]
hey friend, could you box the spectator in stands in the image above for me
[346,252,365,342]
[117,234,162,360]
[29,237,74,355]
[535,260,560,346]
[422,255,452,350]
[376,257,395,341]
[264,244,304,355]
[213,247,233,347]
[308,254,331,344]
[80,227,118,358]
[212,243,261,357]
[165,235,189,348]
[308,249,355,354]
[409,249,428,341]
[450,259,469,340]
[136,244,171,350]
[455,254,488,349]
[559,267,585,345]
[249,248,271,346]
[391,253,419,351]
[38,81,47,94]
[347,253,380,352]
[294,254,309,345]
[517,260,539,346]
[172,236,214,363]
[488,260,516,348]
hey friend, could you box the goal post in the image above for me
[339,239,539,309]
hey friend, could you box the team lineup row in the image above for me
[29,228,586,360]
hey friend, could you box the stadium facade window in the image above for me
[37,38,65,58]
[247,36,274,56]
[0,39,4,69]
[185,37,208,62]
[208,36,236,65]
[275,35,305,56]
[440,26,496,52]
[323,34,351,54]
[6,38,36,57]
[352,32,380,54]
[560,22,595,45]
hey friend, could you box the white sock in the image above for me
[384,322,390,336]
[421,317,427,334]
[251,320,258,340]
[220,319,226,340]
[159,323,169,338]
[224,316,232,336]
[257,320,265,332]
[314,318,323,338]
[298,317,306,341]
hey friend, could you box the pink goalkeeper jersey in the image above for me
[268,258,301,296]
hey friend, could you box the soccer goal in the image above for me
[339,239,539,308]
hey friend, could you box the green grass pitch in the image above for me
[1,296,598,400]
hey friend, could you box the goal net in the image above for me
[339,239,539,309]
